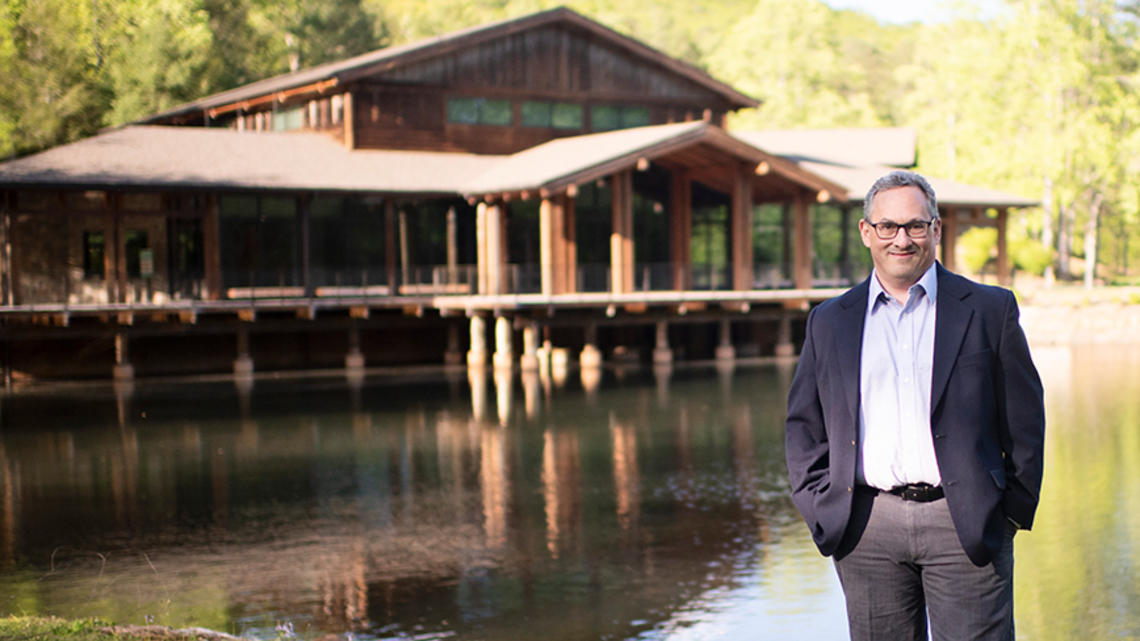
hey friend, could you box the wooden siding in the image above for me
[380,26,725,102]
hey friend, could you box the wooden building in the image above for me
[0,8,1034,381]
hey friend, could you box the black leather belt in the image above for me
[885,483,944,502]
[857,483,945,502]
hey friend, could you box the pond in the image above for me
[0,344,1136,640]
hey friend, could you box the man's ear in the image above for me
[858,219,874,249]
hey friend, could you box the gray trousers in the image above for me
[833,489,1015,641]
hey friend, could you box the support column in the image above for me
[540,197,555,296]
[670,170,692,290]
[839,206,852,282]
[385,200,398,294]
[234,326,254,376]
[113,331,134,381]
[493,314,513,370]
[467,314,487,368]
[997,207,1010,286]
[610,171,634,294]
[486,203,504,295]
[792,194,813,290]
[732,163,754,291]
[520,321,539,372]
[775,313,795,357]
[445,323,463,365]
[580,322,602,369]
[714,319,735,362]
[940,206,958,273]
[652,320,673,364]
[204,195,222,300]
[345,323,365,370]
[563,194,578,294]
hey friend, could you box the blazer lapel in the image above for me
[835,278,869,426]
[931,264,973,412]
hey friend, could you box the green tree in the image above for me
[104,0,215,125]
[0,0,110,157]
[703,0,884,129]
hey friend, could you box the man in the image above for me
[784,170,1045,641]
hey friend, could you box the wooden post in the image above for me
[204,194,222,300]
[792,193,813,290]
[997,207,1010,286]
[540,197,554,296]
[940,206,958,273]
[732,163,754,290]
[670,169,692,290]
[839,205,852,282]
[563,194,577,294]
[611,170,634,294]
[343,91,355,150]
[476,201,488,295]
[385,200,397,293]
[299,194,312,296]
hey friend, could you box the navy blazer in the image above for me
[785,263,1045,566]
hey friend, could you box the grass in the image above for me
[0,617,243,641]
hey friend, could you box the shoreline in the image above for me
[1016,284,1140,346]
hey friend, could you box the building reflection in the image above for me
[0,361,820,641]
[481,425,510,549]
[542,427,582,558]
[611,415,640,535]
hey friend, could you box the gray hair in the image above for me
[863,170,939,221]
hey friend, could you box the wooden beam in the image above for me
[611,170,634,294]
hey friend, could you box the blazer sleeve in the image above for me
[996,290,1046,529]
[785,307,831,538]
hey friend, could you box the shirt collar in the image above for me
[868,262,939,308]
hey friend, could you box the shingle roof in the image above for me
[0,124,1033,209]
[0,126,497,194]
[794,160,1039,208]
[139,7,757,124]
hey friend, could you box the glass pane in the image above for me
[124,230,149,278]
[447,97,479,124]
[552,103,583,129]
[272,106,305,131]
[480,99,512,125]
[620,106,650,128]
[591,105,618,131]
[521,101,552,127]
[83,231,105,278]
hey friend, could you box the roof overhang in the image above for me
[464,121,847,202]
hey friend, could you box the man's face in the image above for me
[859,186,941,290]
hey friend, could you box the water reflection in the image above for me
[0,345,1136,640]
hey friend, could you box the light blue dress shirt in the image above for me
[857,263,941,490]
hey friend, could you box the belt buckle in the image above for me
[902,485,924,501]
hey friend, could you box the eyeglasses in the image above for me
[865,219,936,240]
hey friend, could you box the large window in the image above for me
[591,105,651,131]
[219,195,300,288]
[124,230,149,278]
[83,231,105,278]
[521,101,584,129]
[272,106,305,131]
[447,97,512,125]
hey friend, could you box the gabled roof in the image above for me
[467,121,847,199]
[139,6,757,124]
[734,128,917,167]
[793,160,1038,208]
[0,126,497,194]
